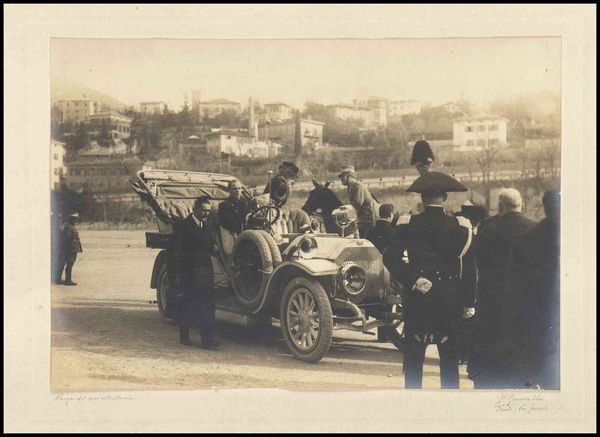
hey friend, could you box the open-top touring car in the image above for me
[131,169,404,362]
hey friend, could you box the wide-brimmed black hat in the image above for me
[406,171,468,194]
[410,140,435,165]
[280,161,299,174]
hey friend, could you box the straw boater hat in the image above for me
[338,165,356,177]
[406,171,468,194]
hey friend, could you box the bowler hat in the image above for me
[338,165,356,177]
[406,171,468,194]
[280,161,299,174]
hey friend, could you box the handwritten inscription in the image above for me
[55,394,134,404]
[495,393,551,414]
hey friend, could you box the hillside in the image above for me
[51,77,128,110]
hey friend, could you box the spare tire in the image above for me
[232,230,274,310]
[258,230,283,268]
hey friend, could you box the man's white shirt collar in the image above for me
[191,214,203,228]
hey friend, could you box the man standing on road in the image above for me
[383,171,477,389]
[468,188,536,388]
[338,165,379,238]
[511,189,560,389]
[57,213,83,286]
[168,196,221,350]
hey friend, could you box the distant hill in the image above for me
[51,77,129,110]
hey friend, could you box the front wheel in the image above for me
[280,277,333,363]
[388,304,405,350]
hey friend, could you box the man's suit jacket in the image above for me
[167,214,215,295]
[218,196,254,235]
[365,220,396,253]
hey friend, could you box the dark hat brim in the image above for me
[280,162,299,173]
[406,171,468,193]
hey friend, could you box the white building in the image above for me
[51,140,67,190]
[198,99,242,118]
[389,100,422,116]
[56,100,101,123]
[328,101,387,129]
[263,102,293,122]
[140,101,167,115]
[206,130,283,158]
[452,114,508,152]
[88,112,132,140]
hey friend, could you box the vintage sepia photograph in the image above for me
[5,4,596,434]
[50,36,561,391]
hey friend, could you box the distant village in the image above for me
[51,89,560,197]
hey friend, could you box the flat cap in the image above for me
[406,171,468,194]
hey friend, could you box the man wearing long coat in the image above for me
[168,196,221,350]
[383,172,476,389]
[468,188,536,388]
[511,189,560,389]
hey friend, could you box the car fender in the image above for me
[254,259,339,314]
[150,249,168,289]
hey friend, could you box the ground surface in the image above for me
[52,230,473,391]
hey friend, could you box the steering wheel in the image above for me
[245,205,281,231]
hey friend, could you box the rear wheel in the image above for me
[280,277,333,363]
[157,263,176,325]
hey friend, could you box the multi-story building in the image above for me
[64,156,144,193]
[327,101,387,129]
[388,100,422,117]
[353,97,389,127]
[258,118,324,155]
[88,112,132,140]
[263,102,294,122]
[51,140,67,190]
[198,99,242,118]
[140,101,167,115]
[56,100,101,123]
[452,114,508,152]
[206,130,282,158]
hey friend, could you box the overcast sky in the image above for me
[51,37,561,110]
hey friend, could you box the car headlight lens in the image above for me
[298,235,318,259]
[340,263,367,295]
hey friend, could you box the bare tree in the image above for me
[475,146,501,209]
[542,139,561,178]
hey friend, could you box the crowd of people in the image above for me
[369,140,560,390]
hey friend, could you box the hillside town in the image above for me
[50,86,561,225]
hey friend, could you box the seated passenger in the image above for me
[218,179,256,236]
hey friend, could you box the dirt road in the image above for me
[51,230,474,391]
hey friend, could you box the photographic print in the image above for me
[50,36,561,391]
[5,4,595,434]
